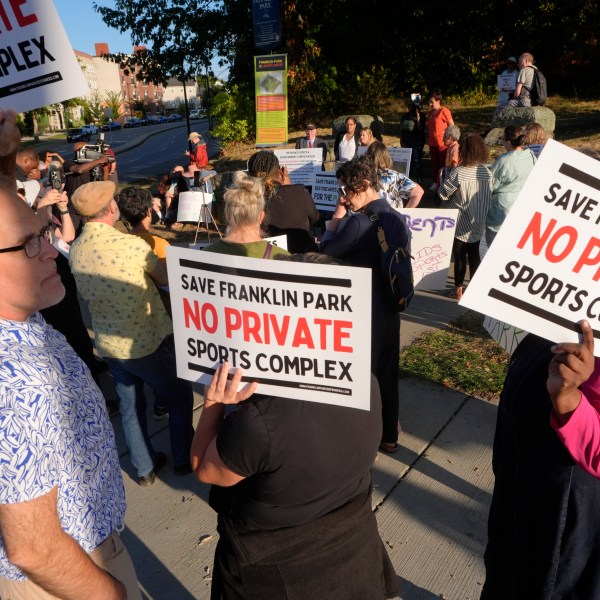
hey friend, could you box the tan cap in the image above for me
[188,131,202,141]
[72,180,116,217]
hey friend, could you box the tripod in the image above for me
[193,182,222,246]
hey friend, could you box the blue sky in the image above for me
[53,1,135,55]
[53,1,228,78]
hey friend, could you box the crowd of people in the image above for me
[2,64,600,598]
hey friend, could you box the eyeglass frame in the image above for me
[0,226,53,258]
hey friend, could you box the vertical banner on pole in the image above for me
[254,54,288,147]
[251,0,282,51]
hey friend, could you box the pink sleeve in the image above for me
[552,390,600,477]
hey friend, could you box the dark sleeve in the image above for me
[334,131,342,159]
[302,188,320,225]
[216,403,271,477]
[295,139,302,149]
[320,215,364,258]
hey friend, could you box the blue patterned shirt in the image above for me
[378,168,417,209]
[0,313,126,580]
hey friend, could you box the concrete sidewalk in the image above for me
[100,289,497,600]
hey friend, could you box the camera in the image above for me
[410,93,422,109]
[75,134,114,164]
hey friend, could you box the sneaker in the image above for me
[139,452,167,487]
[429,183,438,191]
[153,404,169,420]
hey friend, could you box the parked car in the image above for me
[123,118,141,128]
[154,116,168,124]
[189,109,207,120]
[82,124,98,135]
[138,117,150,126]
[168,113,184,122]
[102,121,122,131]
[66,128,91,143]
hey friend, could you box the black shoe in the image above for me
[173,462,193,476]
[139,452,167,487]
[153,404,169,421]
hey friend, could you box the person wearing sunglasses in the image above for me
[320,156,411,453]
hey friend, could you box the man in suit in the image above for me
[295,122,328,162]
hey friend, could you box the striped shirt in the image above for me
[438,164,493,243]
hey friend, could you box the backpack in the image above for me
[364,209,414,312]
[528,66,548,106]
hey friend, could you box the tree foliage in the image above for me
[95,0,600,139]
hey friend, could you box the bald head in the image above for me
[0,189,64,320]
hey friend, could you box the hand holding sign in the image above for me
[548,319,595,425]
[205,361,258,406]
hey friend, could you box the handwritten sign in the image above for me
[461,140,600,355]
[397,208,458,290]
[498,73,517,92]
[274,148,323,186]
[167,248,372,409]
[177,191,214,223]
[1,0,88,112]
[484,317,527,354]
[312,171,338,211]
[388,147,412,176]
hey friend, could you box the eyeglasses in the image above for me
[0,226,53,258]
[338,185,354,197]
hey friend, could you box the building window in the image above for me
[121,76,124,84]
[144,90,148,99]
[130,76,134,84]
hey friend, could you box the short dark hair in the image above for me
[336,156,378,191]
[116,187,153,227]
[430,88,443,102]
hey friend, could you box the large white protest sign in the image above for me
[397,208,458,290]
[1,1,88,112]
[388,147,412,176]
[274,148,323,185]
[167,248,372,409]
[312,171,338,211]
[177,191,214,223]
[461,139,600,355]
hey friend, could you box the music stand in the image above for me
[193,180,222,246]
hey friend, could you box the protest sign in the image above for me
[1,0,88,112]
[528,144,544,159]
[264,234,288,250]
[274,148,323,186]
[484,317,527,354]
[312,171,338,211]
[388,147,412,175]
[498,73,517,92]
[177,191,214,223]
[398,208,458,290]
[167,248,372,409]
[461,139,600,355]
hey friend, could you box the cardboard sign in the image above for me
[461,139,600,354]
[388,147,412,176]
[263,234,288,250]
[398,208,458,290]
[167,248,373,409]
[484,317,528,354]
[498,73,517,92]
[312,171,338,211]
[274,148,323,186]
[177,191,214,223]
[1,0,88,112]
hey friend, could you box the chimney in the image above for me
[95,43,110,56]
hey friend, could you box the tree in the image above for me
[103,91,124,122]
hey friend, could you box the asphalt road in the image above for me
[43,119,217,183]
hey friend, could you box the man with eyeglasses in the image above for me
[0,108,141,599]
